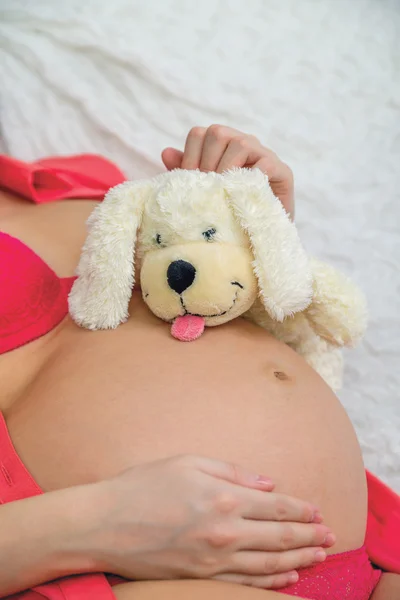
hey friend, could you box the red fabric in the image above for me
[0,154,126,204]
[0,154,126,355]
[9,576,118,600]
[366,470,400,574]
[0,233,75,354]
[279,546,380,599]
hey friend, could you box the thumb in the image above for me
[193,456,275,491]
[161,147,184,171]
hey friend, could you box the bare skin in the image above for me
[112,574,400,600]
[1,125,393,598]
[113,580,308,599]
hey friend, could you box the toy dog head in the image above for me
[69,168,312,340]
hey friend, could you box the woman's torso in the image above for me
[0,191,367,554]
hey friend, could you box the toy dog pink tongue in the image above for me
[171,315,205,341]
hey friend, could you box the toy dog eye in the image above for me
[155,234,162,245]
[203,228,216,242]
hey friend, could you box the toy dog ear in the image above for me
[69,180,152,330]
[223,168,312,321]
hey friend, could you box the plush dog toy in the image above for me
[69,168,367,390]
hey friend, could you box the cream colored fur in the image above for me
[224,168,312,321]
[69,180,152,329]
[69,168,367,390]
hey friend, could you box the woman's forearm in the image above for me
[0,484,101,596]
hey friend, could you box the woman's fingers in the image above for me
[212,570,299,590]
[215,137,260,173]
[198,125,238,172]
[162,125,263,174]
[237,520,334,551]
[227,546,326,577]
[169,125,255,172]
[161,147,184,170]
[180,127,207,169]
[239,488,321,524]
[212,544,328,589]
[162,124,294,216]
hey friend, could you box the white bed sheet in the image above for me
[1,0,399,491]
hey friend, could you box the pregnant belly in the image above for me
[6,297,367,554]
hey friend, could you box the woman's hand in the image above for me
[91,454,335,589]
[162,125,294,217]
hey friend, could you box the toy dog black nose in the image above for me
[167,260,196,294]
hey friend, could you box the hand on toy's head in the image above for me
[162,124,295,218]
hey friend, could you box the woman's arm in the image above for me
[0,484,100,595]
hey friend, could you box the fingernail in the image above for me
[288,571,299,583]
[315,550,326,562]
[323,533,336,546]
[312,510,323,523]
[256,475,274,487]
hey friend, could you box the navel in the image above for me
[273,370,290,381]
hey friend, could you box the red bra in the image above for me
[0,154,126,354]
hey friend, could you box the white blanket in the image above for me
[1,0,399,491]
